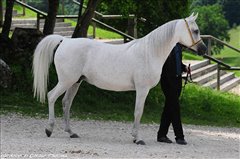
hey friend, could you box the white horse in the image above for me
[33,13,206,145]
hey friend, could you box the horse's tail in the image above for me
[33,34,64,103]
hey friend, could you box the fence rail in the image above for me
[201,35,240,54]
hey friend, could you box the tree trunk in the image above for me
[1,0,15,38]
[0,0,3,27]
[72,0,100,38]
[43,0,59,36]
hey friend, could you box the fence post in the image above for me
[22,0,25,16]
[37,13,40,30]
[217,64,220,90]
[133,16,137,38]
[92,13,96,38]
[127,16,137,38]
[206,37,212,64]
[207,38,211,56]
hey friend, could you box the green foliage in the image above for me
[191,0,221,6]
[98,0,190,37]
[99,0,136,17]
[97,0,137,37]
[192,0,240,26]
[181,84,240,126]
[192,4,230,54]
[223,0,240,27]
[24,0,48,12]
[136,0,189,36]
[58,0,79,15]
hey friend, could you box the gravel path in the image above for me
[1,113,240,159]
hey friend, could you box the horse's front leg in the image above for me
[132,88,149,145]
[62,82,81,138]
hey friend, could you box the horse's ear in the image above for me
[192,12,198,21]
[190,12,194,17]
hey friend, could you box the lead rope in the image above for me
[180,64,195,104]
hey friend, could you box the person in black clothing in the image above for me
[157,43,189,145]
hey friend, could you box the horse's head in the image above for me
[176,13,207,55]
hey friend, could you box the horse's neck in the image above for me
[142,20,179,64]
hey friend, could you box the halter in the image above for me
[184,19,202,48]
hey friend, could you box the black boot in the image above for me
[157,136,172,143]
[176,138,187,145]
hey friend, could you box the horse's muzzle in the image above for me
[197,43,207,55]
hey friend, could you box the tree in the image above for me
[191,0,219,6]
[72,0,101,38]
[1,0,15,38]
[223,0,240,27]
[98,0,189,37]
[43,0,59,35]
[97,0,137,37]
[191,0,240,27]
[136,0,189,36]
[192,4,230,54]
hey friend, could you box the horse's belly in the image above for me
[84,74,135,91]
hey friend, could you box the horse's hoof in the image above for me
[45,129,52,137]
[70,133,79,138]
[133,140,146,145]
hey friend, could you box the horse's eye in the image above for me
[194,30,199,34]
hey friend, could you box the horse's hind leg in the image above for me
[45,82,72,137]
[62,82,81,138]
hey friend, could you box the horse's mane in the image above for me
[137,20,178,56]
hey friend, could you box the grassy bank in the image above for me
[1,82,240,127]
[214,26,240,76]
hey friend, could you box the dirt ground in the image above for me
[1,113,239,159]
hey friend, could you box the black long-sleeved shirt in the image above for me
[161,44,186,77]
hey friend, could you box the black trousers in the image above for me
[158,75,184,139]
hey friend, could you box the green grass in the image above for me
[182,51,204,60]
[1,82,240,127]
[13,4,37,18]
[64,19,123,39]
[215,26,240,60]
[214,26,240,76]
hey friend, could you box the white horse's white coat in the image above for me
[33,14,206,144]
